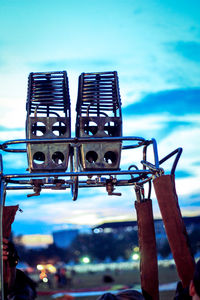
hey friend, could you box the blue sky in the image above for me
[1,0,200,235]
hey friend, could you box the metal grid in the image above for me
[26,71,71,173]
[76,71,121,118]
[76,71,122,171]
[26,71,70,117]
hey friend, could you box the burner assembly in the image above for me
[76,71,122,171]
[0,70,182,200]
[0,70,192,300]
[26,71,71,172]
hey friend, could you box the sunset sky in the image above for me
[0,0,200,235]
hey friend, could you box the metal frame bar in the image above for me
[0,136,181,196]
[0,136,147,153]
[159,148,183,175]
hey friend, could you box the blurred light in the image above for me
[40,270,47,280]
[93,228,103,234]
[46,264,56,273]
[132,253,140,260]
[81,256,90,264]
[21,234,53,247]
[104,228,112,233]
[133,246,139,252]
[43,277,48,283]
[37,264,44,271]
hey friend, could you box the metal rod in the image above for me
[0,136,147,153]
[152,138,159,169]
[4,169,151,179]
[159,148,183,175]
[5,178,150,190]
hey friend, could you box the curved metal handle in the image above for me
[159,148,183,175]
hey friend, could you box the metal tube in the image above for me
[151,138,159,169]
[5,179,150,190]
[159,148,183,175]
[1,136,147,152]
[4,169,151,179]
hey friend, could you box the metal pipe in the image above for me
[5,179,151,190]
[159,148,183,175]
[0,136,147,152]
[4,169,151,179]
[151,138,159,169]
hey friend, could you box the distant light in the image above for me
[81,256,90,264]
[21,234,53,247]
[43,277,48,283]
[40,270,47,280]
[132,253,140,260]
[94,228,103,234]
[37,264,44,271]
[46,264,56,273]
[133,246,139,252]
[104,228,112,233]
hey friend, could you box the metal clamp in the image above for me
[106,176,121,196]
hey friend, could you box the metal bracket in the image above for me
[106,176,121,196]
[27,179,43,197]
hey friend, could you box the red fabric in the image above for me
[153,175,195,288]
[2,205,19,238]
[2,205,19,285]
[135,199,159,300]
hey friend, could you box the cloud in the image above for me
[6,186,138,231]
[12,220,53,235]
[122,88,200,115]
[122,113,200,151]
[178,190,200,207]
[0,125,24,132]
[171,170,192,178]
[2,153,27,172]
[173,41,200,62]
[29,58,116,71]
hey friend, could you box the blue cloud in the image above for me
[6,190,73,204]
[153,169,192,178]
[158,120,193,139]
[29,58,116,71]
[190,193,200,199]
[175,170,193,178]
[0,126,24,132]
[12,220,53,235]
[185,201,200,207]
[122,88,200,115]
[173,41,200,62]
[180,193,200,207]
